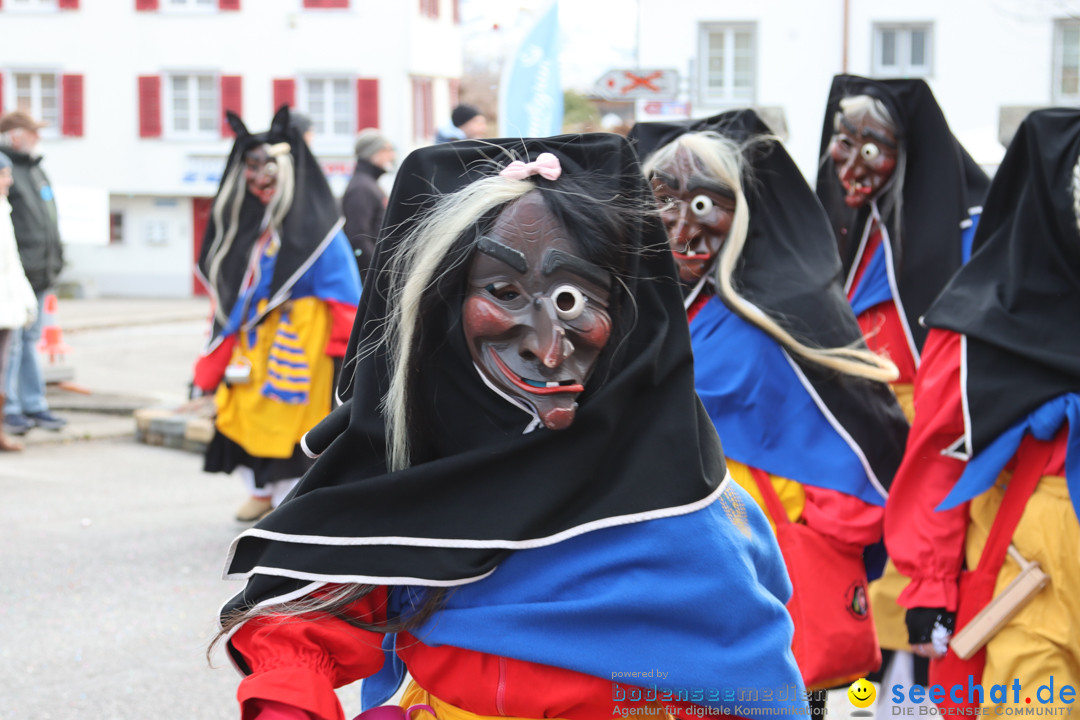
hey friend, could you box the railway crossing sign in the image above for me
[594,68,680,101]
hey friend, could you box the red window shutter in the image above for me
[220,75,243,137]
[411,77,433,143]
[61,74,84,137]
[138,75,162,138]
[356,78,379,130]
[449,78,459,108]
[58,0,80,8]
[303,0,348,7]
[218,0,240,8]
[135,0,159,9]
[272,78,296,112]
[453,0,460,23]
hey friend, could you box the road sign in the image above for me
[593,68,679,101]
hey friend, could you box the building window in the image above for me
[165,74,218,139]
[5,0,59,10]
[301,78,353,138]
[1055,19,1080,103]
[873,23,933,78]
[698,23,755,107]
[13,72,60,137]
[162,0,215,10]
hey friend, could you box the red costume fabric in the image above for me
[884,329,1067,612]
[847,226,916,385]
[230,587,720,720]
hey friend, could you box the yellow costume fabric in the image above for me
[727,459,806,531]
[967,473,1079,713]
[214,296,334,458]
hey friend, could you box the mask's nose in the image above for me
[670,202,701,249]
[521,296,574,369]
[838,153,864,184]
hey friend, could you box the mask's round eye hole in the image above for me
[552,285,586,320]
[690,194,713,217]
[860,143,880,160]
[264,161,279,177]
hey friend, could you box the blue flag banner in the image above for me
[498,1,563,138]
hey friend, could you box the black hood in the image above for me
[630,108,907,496]
[815,75,989,354]
[196,105,342,345]
[924,107,1080,453]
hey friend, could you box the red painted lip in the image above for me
[488,348,584,395]
[843,182,874,195]
[672,251,711,261]
[252,186,276,204]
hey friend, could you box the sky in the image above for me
[459,0,639,92]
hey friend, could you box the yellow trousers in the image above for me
[966,474,1080,712]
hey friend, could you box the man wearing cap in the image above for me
[341,128,394,277]
[434,103,488,144]
[0,110,66,435]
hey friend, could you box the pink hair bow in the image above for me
[499,152,562,181]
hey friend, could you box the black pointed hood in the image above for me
[924,107,1080,453]
[815,75,989,354]
[197,106,342,345]
[630,108,908,497]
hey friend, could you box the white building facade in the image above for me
[636,0,1074,182]
[0,0,463,297]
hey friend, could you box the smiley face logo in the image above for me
[848,678,876,708]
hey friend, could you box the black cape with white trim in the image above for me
[221,133,727,612]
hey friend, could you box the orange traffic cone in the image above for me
[36,293,72,363]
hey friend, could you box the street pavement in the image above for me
[0,297,368,719]
[22,296,213,448]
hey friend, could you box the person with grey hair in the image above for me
[0,151,38,451]
[0,110,66,437]
[341,128,394,277]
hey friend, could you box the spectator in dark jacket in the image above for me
[0,110,66,435]
[341,129,394,278]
